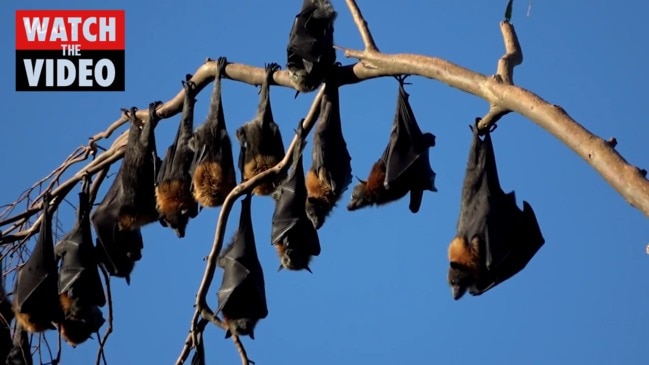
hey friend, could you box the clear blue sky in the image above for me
[2,1,648,364]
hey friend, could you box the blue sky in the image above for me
[2,1,648,364]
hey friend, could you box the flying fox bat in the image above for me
[305,79,352,229]
[1,277,14,362]
[447,120,545,300]
[13,194,62,333]
[236,63,286,196]
[217,194,268,339]
[190,56,237,208]
[271,121,321,272]
[92,168,144,284]
[286,0,337,94]
[156,79,199,237]
[116,103,162,231]
[55,177,106,346]
[348,77,437,213]
[5,325,32,365]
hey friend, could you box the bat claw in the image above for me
[395,74,412,86]
[216,56,228,78]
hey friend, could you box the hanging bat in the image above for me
[236,63,286,196]
[92,168,144,284]
[156,79,199,237]
[305,79,352,229]
[55,177,106,346]
[13,193,62,333]
[348,77,437,213]
[5,325,32,365]
[447,120,545,300]
[190,56,237,208]
[116,103,162,231]
[216,194,268,339]
[1,277,14,362]
[286,0,337,94]
[271,121,321,272]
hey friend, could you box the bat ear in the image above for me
[158,218,168,228]
[305,266,313,274]
[249,331,255,340]
[224,330,232,339]
[277,264,284,272]
[355,176,366,184]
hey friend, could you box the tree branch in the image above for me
[345,0,379,52]
[337,43,649,216]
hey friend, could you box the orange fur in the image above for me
[155,180,195,215]
[273,242,286,258]
[58,293,92,346]
[117,213,156,231]
[306,169,335,203]
[365,161,387,198]
[448,236,481,273]
[192,162,236,207]
[244,154,285,196]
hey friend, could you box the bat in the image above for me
[286,0,337,94]
[236,63,286,196]
[55,177,106,346]
[271,120,321,272]
[305,79,352,229]
[190,331,205,365]
[348,77,437,213]
[190,56,237,208]
[1,276,14,362]
[92,168,144,284]
[216,194,268,339]
[447,120,545,300]
[12,193,62,333]
[116,103,162,231]
[5,325,32,365]
[156,79,199,237]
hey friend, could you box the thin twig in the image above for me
[96,265,113,365]
[345,0,379,52]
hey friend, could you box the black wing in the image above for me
[92,171,143,284]
[311,81,352,194]
[55,178,106,307]
[13,194,59,318]
[384,80,436,187]
[458,123,545,295]
[6,325,32,365]
[271,124,321,264]
[158,80,196,184]
[287,0,336,67]
[217,195,268,320]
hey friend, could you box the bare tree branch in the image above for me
[345,0,379,52]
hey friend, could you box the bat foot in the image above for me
[216,56,228,77]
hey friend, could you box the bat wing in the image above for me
[461,128,545,295]
[92,175,143,283]
[218,195,268,318]
[271,157,306,244]
[6,326,32,365]
[14,197,58,313]
[157,122,182,184]
[385,82,435,187]
[311,82,352,193]
[56,181,106,307]
[287,3,320,64]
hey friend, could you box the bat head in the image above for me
[158,211,190,238]
[305,197,329,229]
[347,180,371,211]
[447,262,475,300]
[287,68,323,93]
[274,242,313,272]
[60,305,105,346]
[225,318,259,340]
